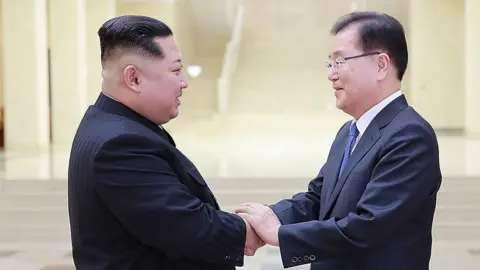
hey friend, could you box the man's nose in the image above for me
[327,69,339,82]
[181,74,189,88]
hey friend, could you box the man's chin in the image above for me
[335,99,345,110]
[159,110,179,126]
[170,109,179,120]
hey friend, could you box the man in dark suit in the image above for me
[68,15,263,270]
[236,12,442,270]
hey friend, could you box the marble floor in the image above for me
[0,114,479,269]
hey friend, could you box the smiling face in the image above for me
[140,36,188,123]
[327,26,380,118]
[122,36,189,124]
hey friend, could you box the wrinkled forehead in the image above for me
[329,26,361,59]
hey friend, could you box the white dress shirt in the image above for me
[351,90,403,151]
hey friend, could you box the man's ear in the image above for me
[376,53,390,80]
[123,65,141,93]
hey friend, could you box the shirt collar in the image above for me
[353,90,403,136]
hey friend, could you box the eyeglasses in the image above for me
[326,52,382,73]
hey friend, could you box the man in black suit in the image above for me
[236,12,442,270]
[68,15,263,270]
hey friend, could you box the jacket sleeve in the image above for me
[93,133,247,266]
[269,170,323,225]
[277,124,442,268]
[269,121,349,225]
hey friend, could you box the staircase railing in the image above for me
[217,4,244,113]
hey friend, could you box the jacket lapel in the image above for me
[321,124,381,219]
[160,127,176,147]
[320,94,409,219]
[322,125,350,208]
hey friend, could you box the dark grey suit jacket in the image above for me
[271,95,442,270]
[68,93,247,270]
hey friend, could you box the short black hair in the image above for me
[331,11,408,81]
[98,15,173,64]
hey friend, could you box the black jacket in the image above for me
[68,93,247,270]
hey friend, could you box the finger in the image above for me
[235,204,253,214]
[245,246,256,256]
[235,202,253,210]
[238,212,255,225]
[236,202,255,208]
[253,236,264,247]
[237,202,264,211]
[237,212,250,219]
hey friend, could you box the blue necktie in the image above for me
[339,123,359,176]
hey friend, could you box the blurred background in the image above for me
[0,0,479,269]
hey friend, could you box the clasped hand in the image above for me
[235,202,281,256]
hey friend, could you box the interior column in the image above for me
[1,0,50,152]
[408,0,465,131]
[465,0,480,136]
[48,0,88,148]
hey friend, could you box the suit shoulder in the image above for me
[70,107,157,157]
[79,107,154,137]
[96,132,158,156]
[391,106,437,138]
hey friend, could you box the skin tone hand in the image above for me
[235,202,281,247]
[240,215,266,256]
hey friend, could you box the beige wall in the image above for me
[1,0,50,152]
[409,0,465,130]
[0,0,478,152]
[48,0,88,145]
[464,0,480,135]
[0,0,200,151]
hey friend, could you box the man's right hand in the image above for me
[240,214,265,256]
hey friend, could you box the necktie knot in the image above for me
[349,123,359,138]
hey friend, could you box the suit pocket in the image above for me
[187,167,207,186]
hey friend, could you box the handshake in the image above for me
[235,202,282,256]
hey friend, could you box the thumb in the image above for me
[237,212,249,219]
[237,212,255,225]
